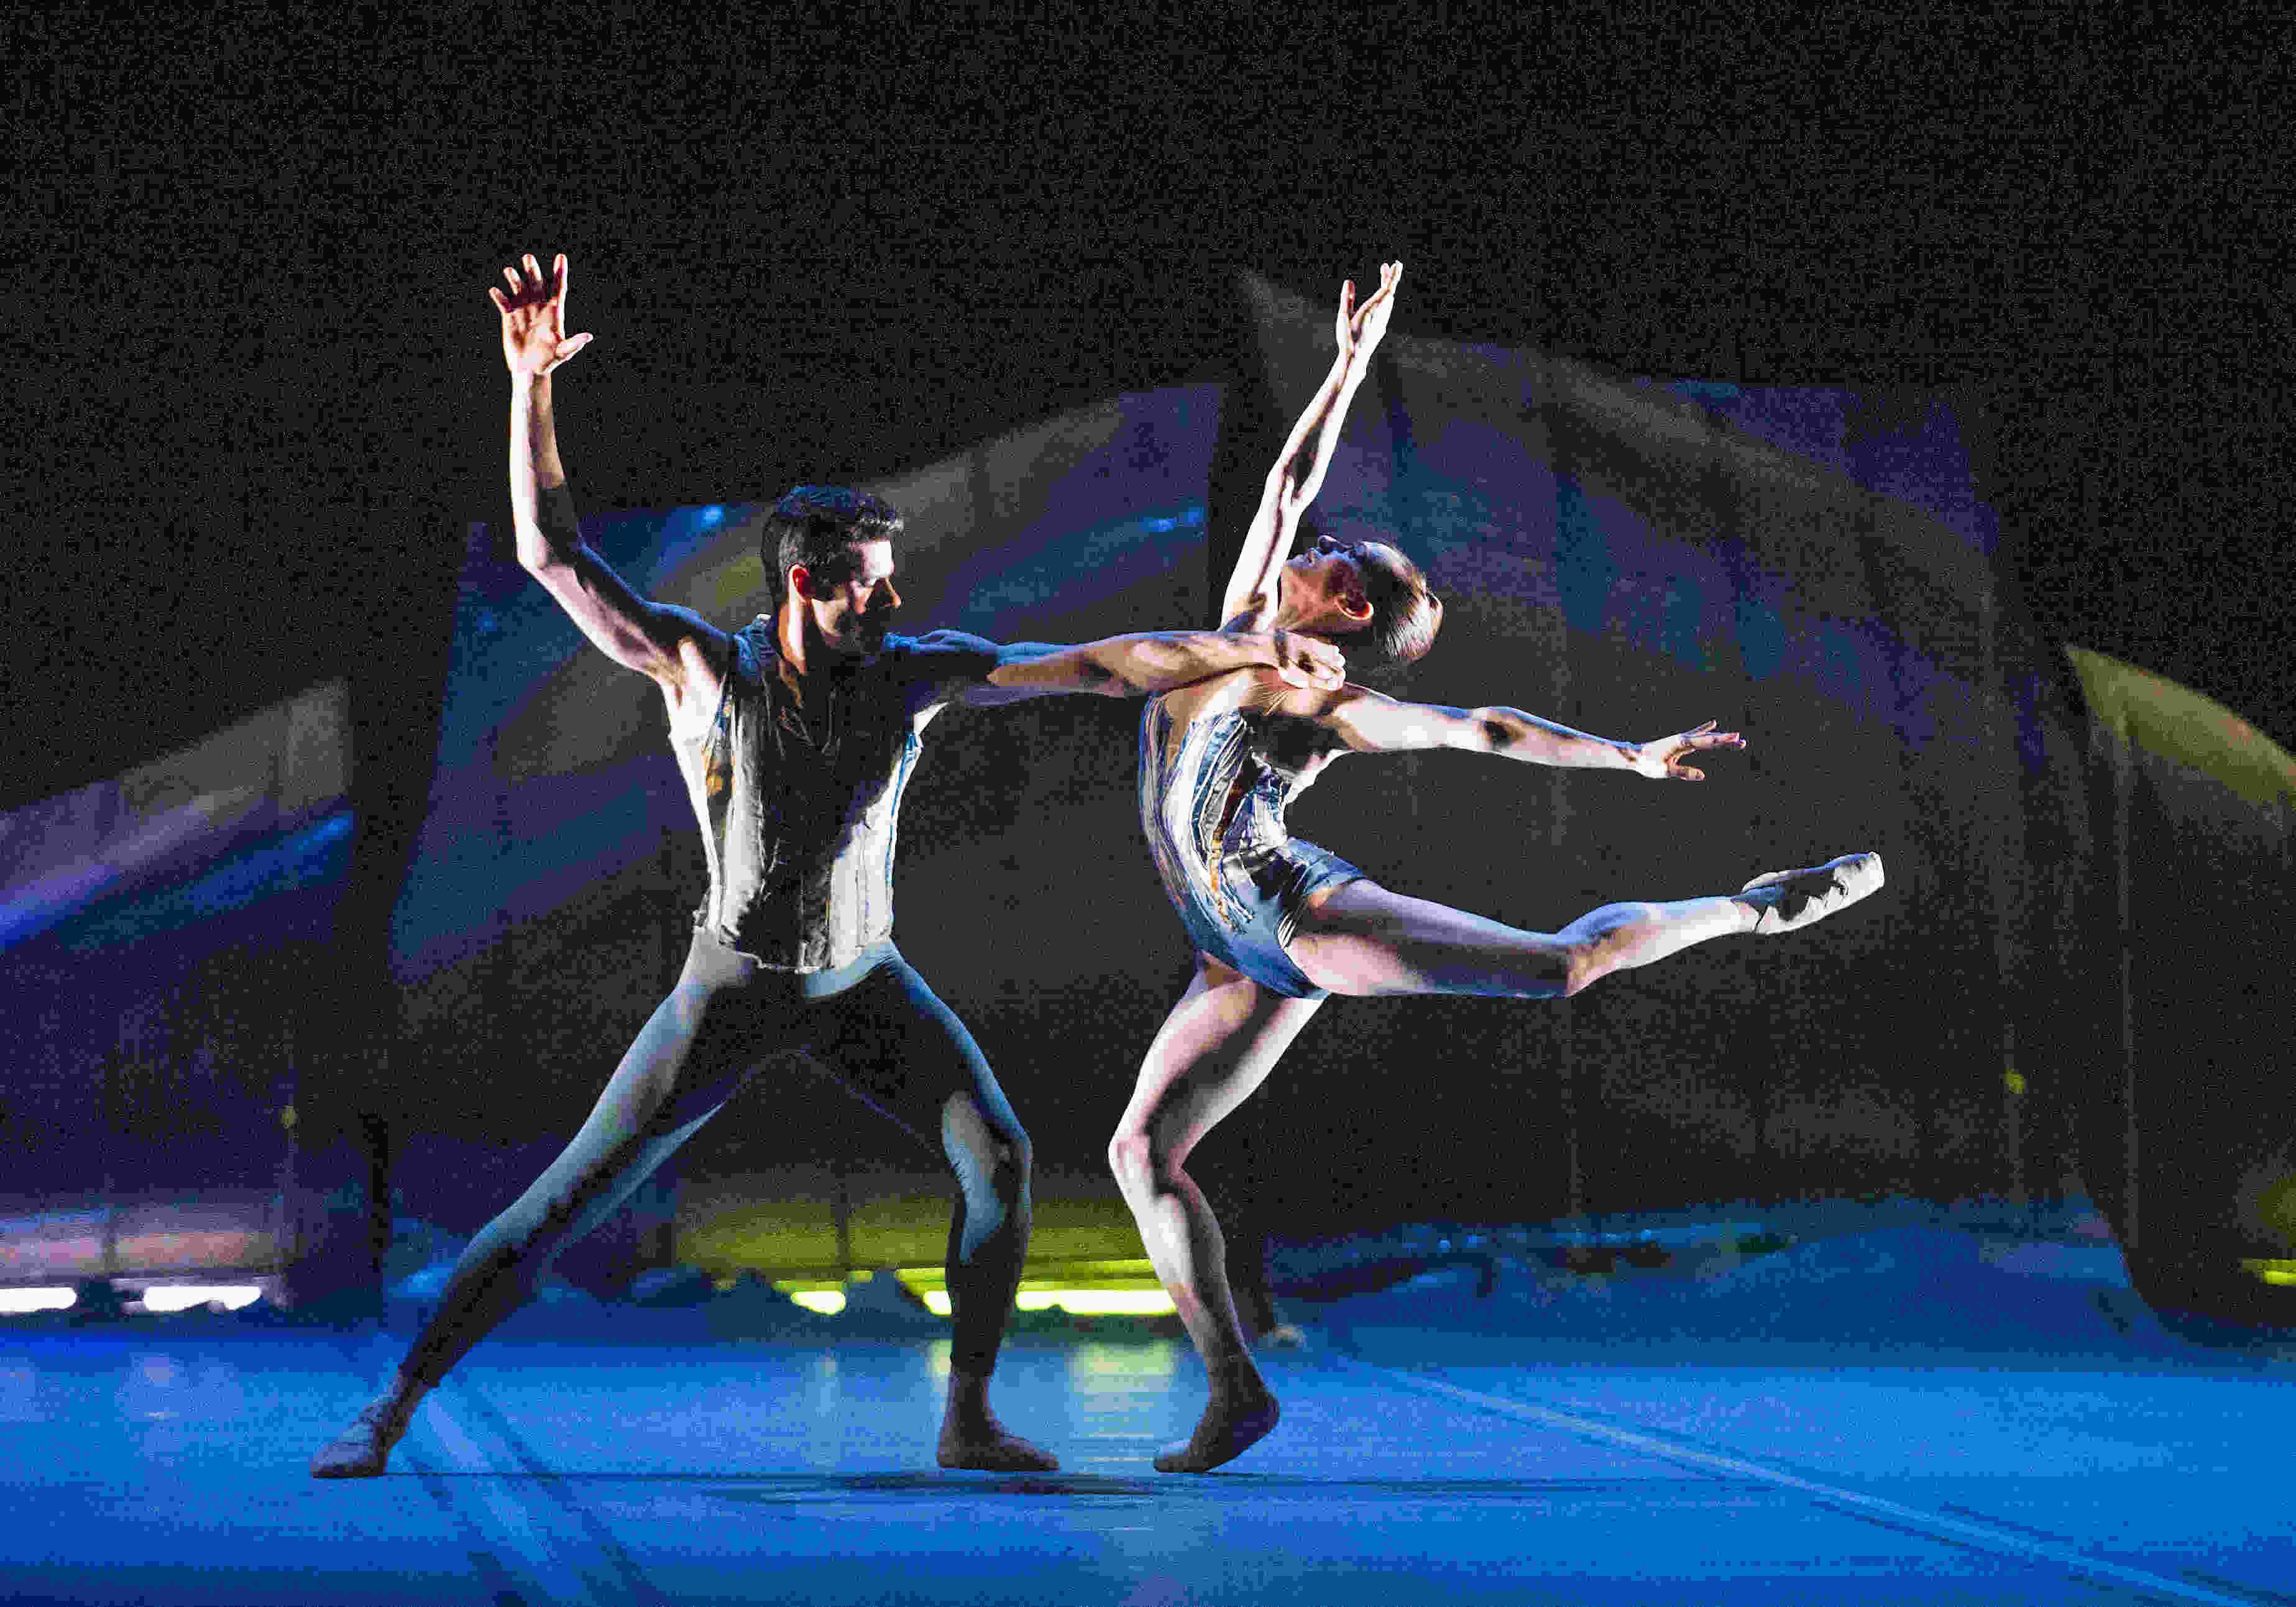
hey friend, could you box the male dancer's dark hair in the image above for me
[763,485,904,608]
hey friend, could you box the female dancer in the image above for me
[1115,262,1883,1472]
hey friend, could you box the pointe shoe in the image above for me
[1739,851,1885,935]
[310,1397,415,1480]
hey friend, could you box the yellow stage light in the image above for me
[1016,1290,1177,1316]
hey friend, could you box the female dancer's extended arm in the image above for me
[1272,679,1747,779]
[1219,263,1403,631]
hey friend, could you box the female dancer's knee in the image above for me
[1107,1129,1157,1200]
[1108,1127,1192,1206]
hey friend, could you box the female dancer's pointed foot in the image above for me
[310,1398,415,1479]
[937,1416,1060,1472]
[1739,851,1884,934]
[1154,1384,1281,1473]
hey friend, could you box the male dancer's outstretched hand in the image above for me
[1630,720,1747,781]
[489,252,594,378]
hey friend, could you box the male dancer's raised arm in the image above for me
[1221,262,1402,632]
[492,253,1341,715]
[493,254,730,715]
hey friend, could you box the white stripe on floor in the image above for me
[1347,1360,2267,1607]
[415,1387,615,1607]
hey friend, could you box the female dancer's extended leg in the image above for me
[1107,957,1326,1473]
[1287,853,1882,998]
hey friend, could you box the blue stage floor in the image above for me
[5,1210,2292,1605]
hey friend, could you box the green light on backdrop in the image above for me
[2256,1175,2296,1247]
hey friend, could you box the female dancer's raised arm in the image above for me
[1221,263,1402,631]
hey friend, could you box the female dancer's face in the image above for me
[1282,533,1377,633]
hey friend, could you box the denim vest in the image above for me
[674,620,953,970]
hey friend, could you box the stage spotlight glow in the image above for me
[0,1288,76,1314]
[135,1285,262,1313]
[700,505,725,526]
[893,1260,1172,1318]
[1016,1290,1177,1316]
[788,1289,846,1315]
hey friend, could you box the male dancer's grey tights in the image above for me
[398,930,1031,1385]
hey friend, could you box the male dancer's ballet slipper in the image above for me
[937,1426,1061,1473]
[1739,851,1885,935]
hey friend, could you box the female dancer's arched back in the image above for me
[1114,262,1885,1472]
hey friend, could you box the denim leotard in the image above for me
[1138,693,1363,998]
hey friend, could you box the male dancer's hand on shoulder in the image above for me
[1251,625,1348,691]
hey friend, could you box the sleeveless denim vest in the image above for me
[673,619,929,970]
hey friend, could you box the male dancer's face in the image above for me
[798,538,902,658]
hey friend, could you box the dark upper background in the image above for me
[9,6,2289,813]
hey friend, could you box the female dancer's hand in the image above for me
[1630,720,1746,781]
[1334,260,1402,368]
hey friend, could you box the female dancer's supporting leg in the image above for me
[1106,958,1326,1473]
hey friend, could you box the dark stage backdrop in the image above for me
[11,277,2287,1320]
[0,682,354,1284]
[375,277,2055,1252]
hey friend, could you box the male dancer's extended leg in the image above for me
[311,935,779,1478]
[1286,852,1883,998]
[1107,958,1325,1472]
[804,950,1056,1472]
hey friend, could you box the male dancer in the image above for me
[311,252,1346,1478]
